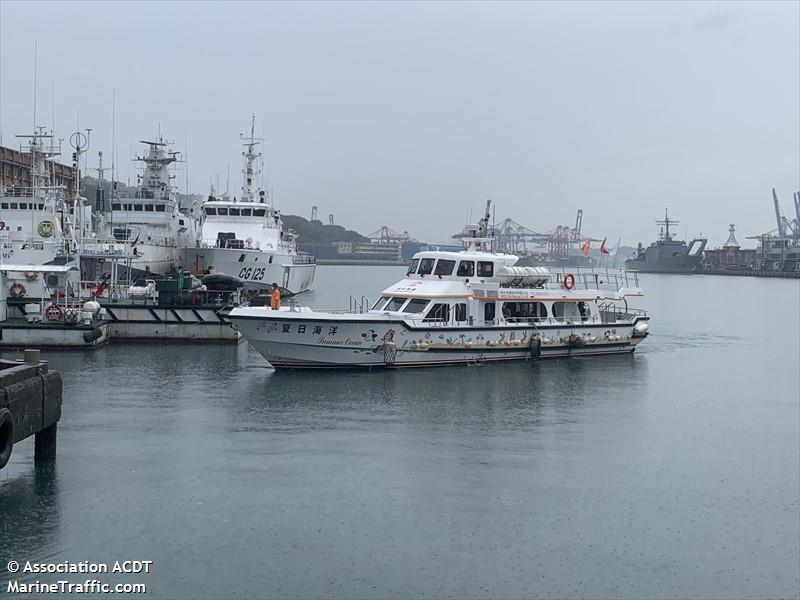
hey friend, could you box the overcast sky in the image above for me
[1,1,798,246]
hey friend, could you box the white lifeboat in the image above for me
[495,266,549,287]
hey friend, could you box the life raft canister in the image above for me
[563,273,576,291]
[9,282,26,298]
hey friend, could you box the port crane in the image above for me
[490,209,598,257]
[770,188,800,239]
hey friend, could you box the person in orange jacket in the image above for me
[270,283,281,310]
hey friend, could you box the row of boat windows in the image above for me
[407,257,493,278]
[111,203,168,212]
[1,202,46,210]
[372,296,591,322]
[205,207,267,217]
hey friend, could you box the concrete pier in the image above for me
[0,350,63,470]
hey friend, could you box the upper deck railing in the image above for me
[544,267,640,292]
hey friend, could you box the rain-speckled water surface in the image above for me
[1,267,798,599]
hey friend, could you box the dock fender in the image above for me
[83,327,104,344]
[0,407,14,469]
[530,336,542,360]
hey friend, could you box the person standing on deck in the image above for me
[271,283,281,310]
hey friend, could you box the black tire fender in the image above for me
[0,407,14,469]
[530,336,542,360]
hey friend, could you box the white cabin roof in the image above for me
[0,264,78,273]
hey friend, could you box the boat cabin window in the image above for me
[406,258,419,275]
[372,296,391,310]
[477,261,494,277]
[38,203,44,210]
[552,301,579,320]
[418,258,435,276]
[229,208,240,216]
[434,259,456,276]
[385,297,407,311]
[205,207,216,215]
[18,203,27,209]
[454,303,467,322]
[144,204,154,211]
[253,209,266,217]
[578,301,591,321]
[503,301,548,322]
[402,299,429,314]
[155,205,166,212]
[0,203,7,209]
[133,204,143,212]
[123,203,131,210]
[112,203,121,211]
[217,207,228,216]
[456,260,474,277]
[484,302,495,322]
[241,208,252,216]
[423,303,450,322]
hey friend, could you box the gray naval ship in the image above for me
[626,210,707,273]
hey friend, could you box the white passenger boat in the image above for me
[182,117,316,295]
[227,203,650,368]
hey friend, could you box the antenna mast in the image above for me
[656,209,678,241]
[240,114,262,203]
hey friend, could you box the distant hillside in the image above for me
[281,215,368,244]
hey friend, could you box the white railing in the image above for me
[545,267,640,292]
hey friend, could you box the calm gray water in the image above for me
[1,266,798,599]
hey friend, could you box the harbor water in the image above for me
[1,266,798,598]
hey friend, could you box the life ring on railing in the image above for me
[45,304,64,322]
[9,282,26,298]
[24,271,38,281]
[563,273,576,291]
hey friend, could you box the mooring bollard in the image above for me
[24,348,41,364]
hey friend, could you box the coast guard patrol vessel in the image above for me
[228,201,650,368]
[183,117,315,295]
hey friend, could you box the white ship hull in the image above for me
[184,247,315,295]
[228,308,647,369]
[130,242,179,275]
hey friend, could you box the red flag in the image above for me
[600,238,610,255]
[580,239,591,256]
[130,232,140,247]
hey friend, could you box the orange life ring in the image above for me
[563,273,576,291]
[45,304,64,321]
[9,282,26,298]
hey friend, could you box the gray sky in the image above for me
[1,0,798,246]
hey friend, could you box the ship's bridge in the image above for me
[200,200,283,250]
[406,250,519,281]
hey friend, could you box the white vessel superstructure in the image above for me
[228,201,650,369]
[0,127,72,267]
[97,138,190,275]
[183,117,315,295]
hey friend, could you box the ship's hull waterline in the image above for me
[183,247,316,295]
[229,312,648,369]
